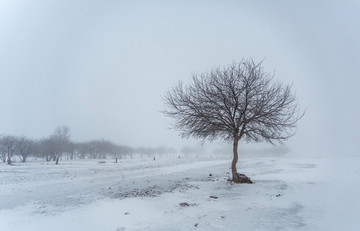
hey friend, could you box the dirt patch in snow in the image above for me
[109,182,199,199]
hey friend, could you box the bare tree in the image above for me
[163,59,303,183]
[65,141,76,160]
[38,138,54,161]
[15,136,35,163]
[50,126,71,164]
[117,145,134,159]
[75,142,91,159]
[0,135,17,164]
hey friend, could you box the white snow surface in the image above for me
[1,155,359,231]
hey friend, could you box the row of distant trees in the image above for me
[0,126,179,164]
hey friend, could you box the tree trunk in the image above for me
[232,138,239,183]
[55,156,59,165]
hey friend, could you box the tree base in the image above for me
[232,173,253,184]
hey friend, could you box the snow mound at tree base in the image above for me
[233,173,253,184]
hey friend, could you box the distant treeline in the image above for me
[0,126,180,164]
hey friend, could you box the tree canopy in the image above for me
[163,59,303,182]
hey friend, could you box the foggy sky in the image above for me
[0,1,359,155]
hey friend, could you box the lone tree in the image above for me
[163,59,303,183]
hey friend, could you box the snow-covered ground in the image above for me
[1,154,359,231]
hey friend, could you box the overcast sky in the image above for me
[0,0,359,155]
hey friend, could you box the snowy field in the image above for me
[1,154,359,231]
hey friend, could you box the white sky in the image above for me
[0,0,359,155]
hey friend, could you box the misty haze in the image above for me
[1,1,360,231]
